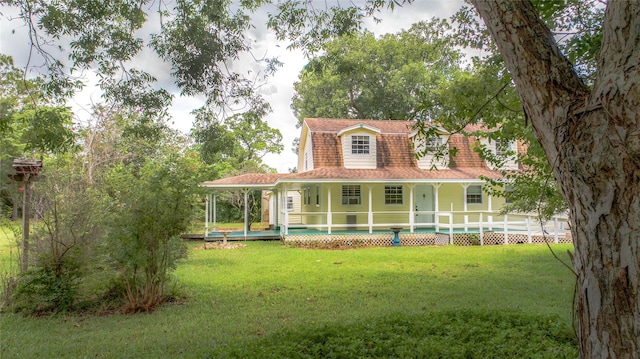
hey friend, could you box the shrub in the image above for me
[103,155,199,312]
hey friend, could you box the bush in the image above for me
[12,267,78,313]
[104,155,199,312]
[8,162,105,314]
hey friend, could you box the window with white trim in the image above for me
[495,139,513,156]
[342,185,361,205]
[303,188,311,205]
[351,135,370,154]
[466,185,483,204]
[384,185,403,205]
[287,196,294,210]
[504,185,514,204]
[425,136,442,151]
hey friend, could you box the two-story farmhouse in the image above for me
[202,118,570,246]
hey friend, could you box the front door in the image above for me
[414,185,434,227]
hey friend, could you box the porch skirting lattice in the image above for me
[283,231,571,248]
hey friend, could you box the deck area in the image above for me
[201,225,570,247]
[205,229,281,241]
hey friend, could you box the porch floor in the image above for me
[205,230,281,241]
[205,226,524,240]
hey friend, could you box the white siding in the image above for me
[287,191,302,223]
[415,135,449,170]
[480,138,519,170]
[302,131,314,172]
[341,131,377,169]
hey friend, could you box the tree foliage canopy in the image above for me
[291,20,460,125]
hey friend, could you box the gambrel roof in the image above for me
[202,118,506,189]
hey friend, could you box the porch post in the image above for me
[269,190,276,229]
[503,214,508,244]
[408,184,415,233]
[368,185,373,234]
[213,192,217,231]
[243,188,249,238]
[205,193,209,237]
[526,216,532,244]
[273,189,279,231]
[327,186,332,235]
[553,216,559,243]
[433,183,441,232]
[479,212,484,246]
[282,185,289,235]
[461,183,470,212]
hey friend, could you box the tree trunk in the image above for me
[470,1,640,357]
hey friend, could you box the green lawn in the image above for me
[0,230,577,358]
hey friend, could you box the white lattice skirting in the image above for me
[283,232,571,247]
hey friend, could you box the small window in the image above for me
[504,185,514,204]
[342,185,361,205]
[425,136,441,151]
[303,188,311,205]
[385,185,403,205]
[466,185,483,204]
[315,185,320,206]
[495,139,513,156]
[287,196,294,211]
[351,135,370,154]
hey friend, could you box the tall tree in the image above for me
[266,0,638,356]
[469,1,639,357]
[291,20,460,125]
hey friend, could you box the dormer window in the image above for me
[495,139,514,156]
[351,135,370,154]
[425,136,442,151]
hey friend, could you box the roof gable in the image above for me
[337,123,381,136]
[304,118,414,133]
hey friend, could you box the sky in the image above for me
[0,0,466,173]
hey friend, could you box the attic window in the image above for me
[495,139,513,156]
[425,136,442,151]
[351,135,370,154]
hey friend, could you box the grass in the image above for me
[0,227,578,358]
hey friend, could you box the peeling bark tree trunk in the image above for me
[470,1,640,357]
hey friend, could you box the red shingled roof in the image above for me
[305,118,415,133]
[204,118,507,187]
[311,132,343,167]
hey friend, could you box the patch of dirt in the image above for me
[195,243,247,250]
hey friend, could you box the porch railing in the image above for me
[279,209,570,244]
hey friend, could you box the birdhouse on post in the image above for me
[11,158,42,272]
[11,158,43,181]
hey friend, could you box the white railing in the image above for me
[278,209,570,243]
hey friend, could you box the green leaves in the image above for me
[12,107,76,154]
[292,20,460,124]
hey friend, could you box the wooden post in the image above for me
[479,212,484,246]
[243,189,249,239]
[21,178,30,272]
[12,159,42,272]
